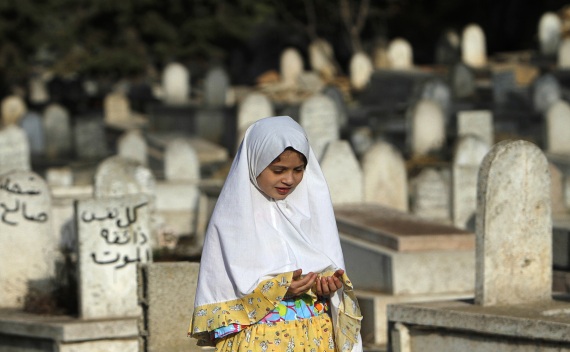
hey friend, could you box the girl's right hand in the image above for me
[285,269,316,298]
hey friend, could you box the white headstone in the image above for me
[76,194,152,318]
[362,141,408,211]
[94,156,156,199]
[19,112,45,156]
[237,92,274,145]
[280,47,304,87]
[461,24,487,68]
[350,51,374,91]
[452,135,489,230]
[43,103,72,159]
[46,166,74,187]
[299,94,339,161]
[0,171,55,308]
[407,99,446,157]
[320,140,363,205]
[539,12,562,57]
[117,130,147,165]
[387,38,413,69]
[545,100,570,155]
[164,138,200,182]
[1,95,26,127]
[0,125,30,175]
[475,140,551,306]
[411,168,450,222]
[104,92,131,126]
[457,110,494,147]
[420,79,452,122]
[204,67,229,107]
[308,38,336,79]
[162,62,190,105]
[557,37,570,68]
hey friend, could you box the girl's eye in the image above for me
[273,170,284,174]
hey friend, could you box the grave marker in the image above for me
[320,140,363,205]
[0,125,30,175]
[162,62,190,105]
[387,38,413,69]
[539,12,562,57]
[545,100,570,155]
[462,24,487,68]
[407,99,446,157]
[299,94,339,161]
[117,129,148,166]
[43,103,72,159]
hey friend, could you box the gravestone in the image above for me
[407,99,446,157]
[457,110,494,147]
[387,37,413,69]
[76,194,152,318]
[1,95,26,126]
[322,85,348,128]
[476,140,551,306]
[550,163,568,217]
[236,92,274,145]
[299,93,339,161]
[0,171,56,309]
[362,141,408,211]
[372,38,390,69]
[0,125,30,175]
[350,51,374,91]
[435,29,460,65]
[19,112,45,156]
[320,140,363,205]
[195,108,226,144]
[461,23,487,68]
[539,12,562,57]
[28,74,50,105]
[419,79,451,123]
[452,135,489,230]
[204,67,229,107]
[162,62,190,105]
[349,126,373,157]
[43,103,72,159]
[117,129,147,166]
[450,63,475,99]
[164,138,200,182]
[104,92,131,127]
[545,100,570,155]
[74,117,109,160]
[532,73,561,114]
[411,167,450,223]
[280,47,303,87]
[308,38,336,79]
[45,166,74,187]
[558,37,570,68]
[94,156,156,199]
[492,70,517,107]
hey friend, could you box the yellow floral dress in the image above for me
[189,271,362,352]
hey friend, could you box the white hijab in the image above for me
[194,116,345,307]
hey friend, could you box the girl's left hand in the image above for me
[315,269,344,297]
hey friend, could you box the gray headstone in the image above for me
[461,23,487,68]
[196,108,225,144]
[492,70,517,107]
[204,67,229,107]
[0,125,31,175]
[476,140,551,306]
[450,63,475,99]
[362,141,408,211]
[407,99,446,157]
[299,93,339,161]
[532,74,561,114]
[43,104,72,158]
[350,51,374,91]
[349,126,373,157]
[320,140,363,205]
[74,117,109,160]
[539,12,562,57]
[164,138,200,182]
[387,38,413,69]
[19,112,45,156]
[94,156,156,199]
[545,100,570,155]
[452,135,489,230]
[322,85,348,128]
[435,29,461,65]
[76,194,152,318]
[457,110,494,148]
[0,171,56,308]
[117,130,147,166]
[411,167,450,222]
[162,62,190,105]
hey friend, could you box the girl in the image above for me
[189,116,362,351]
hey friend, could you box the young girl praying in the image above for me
[189,116,362,351]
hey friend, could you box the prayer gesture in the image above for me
[285,269,317,297]
[316,269,344,297]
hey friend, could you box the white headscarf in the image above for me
[194,115,345,307]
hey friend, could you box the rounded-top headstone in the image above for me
[461,23,487,68]
[1,95,27,127]
[387,38,413,70]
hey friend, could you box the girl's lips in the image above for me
[276,187,290,195]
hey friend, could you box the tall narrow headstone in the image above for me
[476,140,551,306]
[280,47,304,87]
[0,125,30,175]
[457,110,494,147]
[164,138,200,182]
[117,129,148,165]
[411,167,450,222]
[558,37,570,69]
[545,100,570,155]
[461,24,487,68]
[19,112,45,156]
[43,103,72,159]
[350,51,374,91]
[452,135,489,230]
[320,140,363,205]
[362,141,408,211]
[450,63,475,99]
[76,194,152,318]
[539,12,562,57]
[236,92,274,145]
[204,67,229,107]
[1,95,26,127]
[308,38,336,79]
[387,38,413,70]
[299,94,339,161]
[0,171,55,308]
[162,62,190,105]
[407,99,446,157]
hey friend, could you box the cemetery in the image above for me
[2,4,570,352]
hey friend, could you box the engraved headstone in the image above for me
[476,140,551,305]
[350,51,374,91]
[387,38,413,70]
[539,12,562,57]
[457,110,494,147]
[545,100,570,155]
[1,95,26,126]
[117,130,147,166]
[299,94,339,161]
[0,125,30,175]
[407,99,446,157]
[362,141,408,211]
[76,194,152,318]
[204,67,229,108]
[162,62,190,105]
[452,135,489,230]
[19,112,46,156]
[280,47,303,87]
[164,138,200,182]
[320,140,363,205]
[461,23,487,68]
[43,103,72,159]
[0,171,55,308]
[411,167,450,222]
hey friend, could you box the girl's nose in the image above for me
[282,172,293,185]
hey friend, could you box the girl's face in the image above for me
[256,149,305,200]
